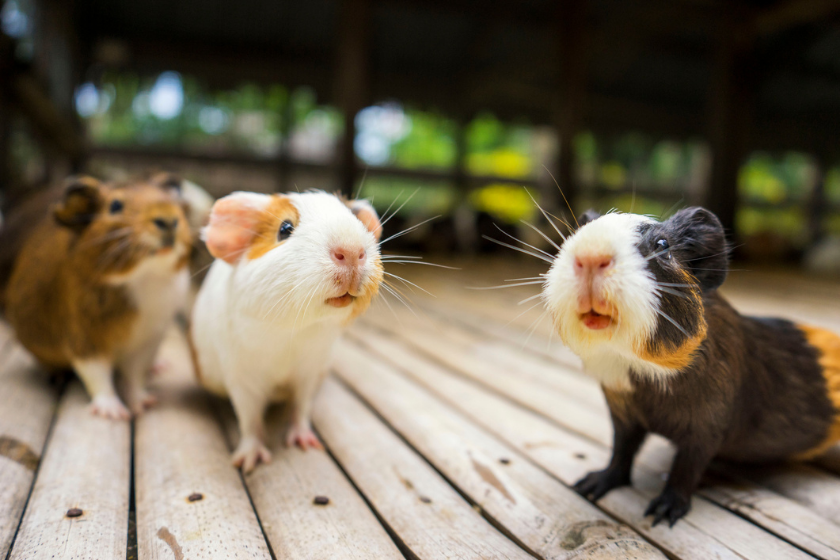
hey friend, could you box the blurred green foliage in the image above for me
[73,71,836,244]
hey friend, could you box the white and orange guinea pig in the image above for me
[190,190,383,472]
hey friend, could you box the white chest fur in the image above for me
[119,254,189,353]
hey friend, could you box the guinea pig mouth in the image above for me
[326,293,356,308]
[580,310,613,330]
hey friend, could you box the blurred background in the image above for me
[2,0,840,270]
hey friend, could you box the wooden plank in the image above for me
[234,406,405,560]
[349,325,835,560]
[333,341,666,560]
[134,328,272,560]
[9,382,130,559]
[313,377,534,560]
[0,325,59,557]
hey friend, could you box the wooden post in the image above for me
[808,156,828,245]
[555,0,587,219]
[452,117,478,253]
[276,95,294,192]
[704,15,754,241]
[335,0,372,197]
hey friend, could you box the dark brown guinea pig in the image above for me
[4,174,192,419]
[541,207,840,526]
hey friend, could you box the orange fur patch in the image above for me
[246,195,300,260]
[636,327,706,370]
[795,325,840,460]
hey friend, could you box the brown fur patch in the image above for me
[602,386,635,427]
[246,195,299,260]
[795,324,840,459]
[4,176,190,368]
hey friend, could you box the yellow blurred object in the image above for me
[470,184,536,223]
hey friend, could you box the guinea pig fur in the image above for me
[5,174,192,419]
[542,207,840,527]
[190,190,383,473]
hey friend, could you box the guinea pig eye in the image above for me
[656,239,671,259]
[109,200,124,214]
[277,220,294,241]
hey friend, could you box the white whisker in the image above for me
[481,236,553,264]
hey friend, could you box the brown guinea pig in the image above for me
[4,174,192,419]
[542,207,840,527]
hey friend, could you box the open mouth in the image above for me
[326,293,356,308]
[580,309,612,330]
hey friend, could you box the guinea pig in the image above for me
[190,190,383,472]
[4,174,192,419]
[542,207,840,526]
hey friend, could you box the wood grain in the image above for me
[346,325,819,560]
[313,377,534,560]
[333,341,666,560]
[9,382,130,560]
[0,325,59,557]
[134,328,272,560]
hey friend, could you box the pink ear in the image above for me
[347,199,382,241]
[202,192,271,264]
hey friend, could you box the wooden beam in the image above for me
[334,0,373,197]
[704,16,755,241]
[752,0,840,37]
[555,0,588,217]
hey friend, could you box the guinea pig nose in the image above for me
[153,217,178,231]
[575,254,613,274]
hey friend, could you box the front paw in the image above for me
[285,422,324,451]
[232,437,272,473]
[126,390,158,416]
[574,467,631,500]
[89,395,131,420]
[645,486,691,527]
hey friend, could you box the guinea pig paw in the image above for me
[573,468,631,501]
[89,395,131,421]
[149,360,170,377]
[127,391,158,416]
[645,487,691,528]
[285,424,324,451]
[232,438,272,473]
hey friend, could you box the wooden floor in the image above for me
[3,259,840,559]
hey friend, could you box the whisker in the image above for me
[518,293,543,306]
[542,164,579,228]
[656,308,690,338]
[481,236,553,264]
[505,276,546,281]
[645,247,672,261]
[520,220,561,252]
[381,260,459,269]
[492,224,554,260]
[379,187,420,230]
[379,215,440,245]
[523,188,567,242]
[504,300,544,328]
[655,286,691,299]
[383,272,435,297]
[655,282,694,288]
[467,281,545,290]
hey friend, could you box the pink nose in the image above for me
[574,254,613,275]
[331,246,366,268]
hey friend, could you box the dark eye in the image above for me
[109,200,124,214]
[656,239,671,259]
[277,220,294,241]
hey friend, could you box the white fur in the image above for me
[192,191,381,470]
[543,212,674,389]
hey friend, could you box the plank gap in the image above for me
[2,372,65,560]
[313,425,415,560]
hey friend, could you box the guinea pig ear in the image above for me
[202,191,272,264]
[53,176,104,231]
[149,171,184,195]
[346,199,382,241]
[667,207,729,291]
[577,209,601,227]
